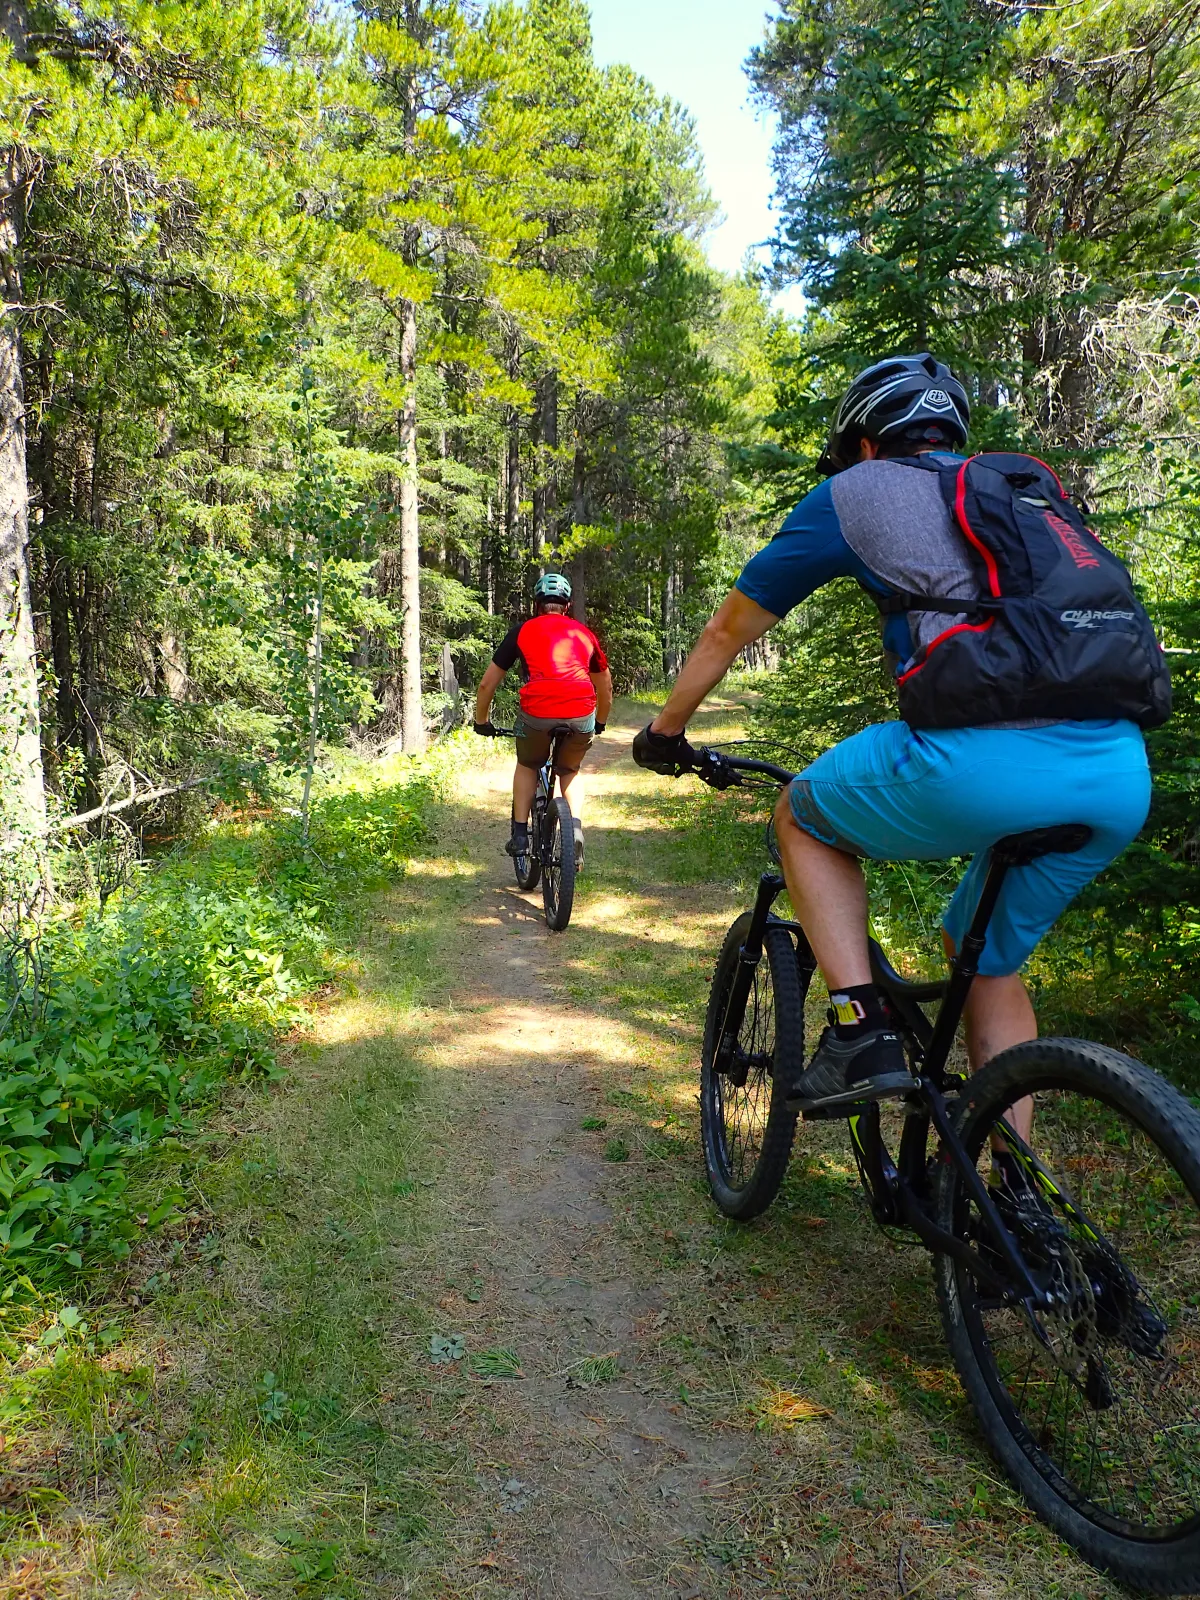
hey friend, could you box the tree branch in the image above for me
[54,777,209,833]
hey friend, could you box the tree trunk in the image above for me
[0,133,46,857]
[505,411,521,614]
[159,631,189,701]
[398,292,424,753]
[569,430,588,622]
[532,368,559,569]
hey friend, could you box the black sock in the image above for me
[829,983,886,1040]
[511,818,528,838]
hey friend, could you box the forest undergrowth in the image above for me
[0,701,1139,1599]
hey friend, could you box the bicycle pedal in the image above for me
[789,1072,914,1116]
[801,1099,864,1122]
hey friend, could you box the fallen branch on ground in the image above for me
[54,778,210,833]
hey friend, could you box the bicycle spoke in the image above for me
[957,1086,1200,1536]
[717,960,777,1185]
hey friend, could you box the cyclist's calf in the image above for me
[772,789,872,990]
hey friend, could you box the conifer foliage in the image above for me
[0,0,776,857]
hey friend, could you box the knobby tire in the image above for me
[700,914,805,1220]
[934,1038,1200,1593]
[541,796,575,931]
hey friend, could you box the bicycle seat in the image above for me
[991,824,1092,866]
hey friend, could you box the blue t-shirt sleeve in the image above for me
[735,479,874,617]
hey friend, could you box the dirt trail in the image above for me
[360,698,1116,1600]
[417,713,747,1599]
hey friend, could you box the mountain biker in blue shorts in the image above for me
[633,355,1154,1119]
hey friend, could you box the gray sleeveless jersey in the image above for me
[829,456,976,660]
[830,456,1052,728]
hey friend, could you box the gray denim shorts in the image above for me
[513,710,595,773]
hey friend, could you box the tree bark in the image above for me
[398,291,424,753]
[532,368,559,569]
[0,126,46,855]
[505,410,521,615]
[569,435,588,622]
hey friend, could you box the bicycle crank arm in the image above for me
[896,1185,1020,1301]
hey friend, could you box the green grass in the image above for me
[0,744,477,1597]
[0,701,1132,1599]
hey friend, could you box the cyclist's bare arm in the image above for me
[591,667,613,724]
[475,661,506,724]
[650,589,778,735]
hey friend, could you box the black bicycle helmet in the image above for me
[817,353,970,476]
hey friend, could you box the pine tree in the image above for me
[750,0,1024,366]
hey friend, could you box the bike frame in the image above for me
[492,726,570,871]
[705,750,1066,1312]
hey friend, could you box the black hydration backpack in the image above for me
[874,453,1171,731]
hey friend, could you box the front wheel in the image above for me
[541,797,575,931]
[935,1038,1200,1593]
[700,914,807,1220]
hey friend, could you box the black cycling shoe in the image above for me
[505,828,530,859]
[784,1026,912,1113]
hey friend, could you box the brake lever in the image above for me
[693,747,742,791]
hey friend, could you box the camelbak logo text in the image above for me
[1044,511,1100,570]
[1061,609,1135,628]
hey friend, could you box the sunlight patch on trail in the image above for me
[405,856,482,879]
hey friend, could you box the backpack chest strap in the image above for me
[871,591,1008,618]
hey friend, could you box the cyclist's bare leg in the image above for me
[777,793,1037,1137]
[943,929,1036,1140]
[773,793,872,987]
[558,769,584,825]
[512,763,537,826]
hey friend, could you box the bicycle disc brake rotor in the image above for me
[1031,1237,1099,1386]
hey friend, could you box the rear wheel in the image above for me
[935,1039,1200,1593]
[700,914,807,1220]
[541,797,575,931]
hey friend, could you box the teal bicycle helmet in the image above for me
[533,572,572,602]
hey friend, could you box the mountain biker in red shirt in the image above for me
[474,573,613,868]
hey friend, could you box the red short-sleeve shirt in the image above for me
[492,614,609,719]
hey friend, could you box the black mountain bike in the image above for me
[488,725,576,931]
[681,744,1200,1594]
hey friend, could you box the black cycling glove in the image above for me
[473,719,496,737]
[632,722,699,776]
[594,720,606,735]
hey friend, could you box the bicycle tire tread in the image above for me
[700,915,803,1220]
[934,1037,1200,1593]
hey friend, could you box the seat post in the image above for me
[921,850,1011,1076]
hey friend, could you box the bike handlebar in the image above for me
[688,747,796,789]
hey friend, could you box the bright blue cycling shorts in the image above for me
[786,719,1151,976]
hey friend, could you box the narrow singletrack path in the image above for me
[349,697,1120,1600]
[53,696,1127,1599]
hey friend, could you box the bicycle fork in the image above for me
[714,872,787,1083]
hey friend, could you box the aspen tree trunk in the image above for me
[532,369,558,569]
[396,18,424,755]
[398,290,424,753]
[0,89,47,855]
[505,414,521,613]
[569,434,587,621]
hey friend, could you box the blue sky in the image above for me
[587,0,802,309]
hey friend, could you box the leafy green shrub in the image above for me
[0,765,436,1281]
